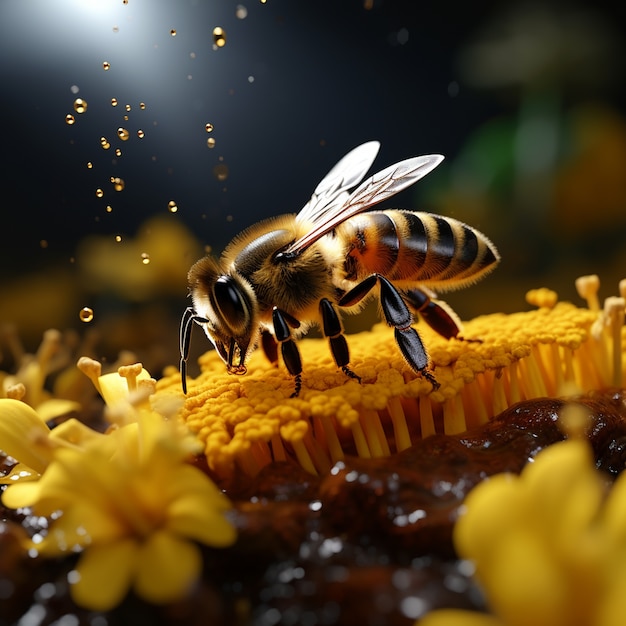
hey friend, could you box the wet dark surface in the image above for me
[2,389,626,625]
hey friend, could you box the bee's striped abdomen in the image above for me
[340,209,499,289]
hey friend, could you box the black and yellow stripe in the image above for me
[340,209,499,289]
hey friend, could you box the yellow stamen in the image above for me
[575,274,601,312]
[77,357,103,395]
[6,382,26,400]
[118,363,143,393]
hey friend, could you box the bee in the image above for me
[180,141,499,396]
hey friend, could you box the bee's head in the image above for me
[181,257,259,390]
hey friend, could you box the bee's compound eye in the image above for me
[213,276,250,335]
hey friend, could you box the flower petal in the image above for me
[0,398,52,473]
[36,398,82,423]
[167,494,236,547]
[134,530,201,605]
[70,538,138,611]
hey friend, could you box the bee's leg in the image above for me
[339,275,439,389]
[272,307,303,397]
[261,329,279,366]
[179,307,209,394]
[319,298,361,383]
[402,288,462,340]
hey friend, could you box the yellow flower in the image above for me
[157,275,625,478]
[2,411,236,610]
[1,362,236,611]
[420,407,626,626]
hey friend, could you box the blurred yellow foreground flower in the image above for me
[421,414,626,626]
[0,365,236,611]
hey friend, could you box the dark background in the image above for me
[1,0,625,369]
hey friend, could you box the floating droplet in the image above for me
[213,27,226,47]
[79,307,94,323]
[141,252,150,264]
[123,0,128,4]
[170,29,177,36]
[65,114,75,125]
[236,5,248,19]
[111,98,118,107]
[139,102,146,110]
[103,61,111,71]
[115,148,122,157]
[123,115,129,121]
[96,188,104,198]
[115,235,122,242]
[117,127,130,141]
[87,162,93,169]
[70,85,79,94]
[106,205,113,213]
[125,104,131,112]
[168,200,178,213]
[73,98,88,113]
[205,122,214,132]
[137,129,145,138]
[111,177,125,191]
[207,137,216,148]
[100,137,111,150]
[213,163,229,181]
[40,240,48,249]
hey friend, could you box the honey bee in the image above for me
[180,141,499,396]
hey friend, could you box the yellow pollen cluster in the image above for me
[157,278,625,477]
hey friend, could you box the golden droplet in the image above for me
[137,129,145,139]
[170,29,177,36]
[123,0,129,4]
[125,104,131,112]
[139,102,146,110]
[111,177,125,191]
[115,235,122,242]
[79,307,94,323]
[213,26,226,47]
[168,200,178,213]
[213,163,229,181]
[205,122,214,132]
[65,114,75,125]
[87,161,93,169]
[103,61,111,71]
[101,141,111,150]
[117,127,130,141]
[207,137,216,148]
[106,205,113,213]
[73,98,88,113]
[111,97,118,107]
[141,252,150,264]
[123,115,129,121]
[115,148,122,157]
[96,188,104,198]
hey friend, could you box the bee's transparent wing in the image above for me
[285,152,444,255]
[296,140,381,227]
